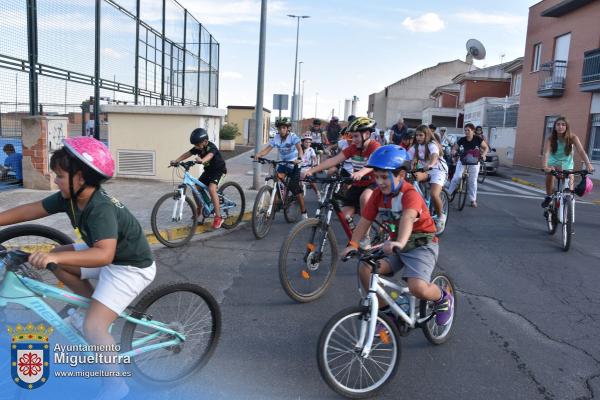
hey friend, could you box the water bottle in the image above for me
[345,215,356,230]
[390,291,410,314]
[66,308,85,334]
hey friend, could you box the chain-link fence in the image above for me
[0,0,219,188]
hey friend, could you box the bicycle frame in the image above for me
[550,173,575,224]
[263,162,295,217]
[0,263,184,358]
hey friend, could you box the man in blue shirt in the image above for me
[2,144,23,184]
[254,117,308,219]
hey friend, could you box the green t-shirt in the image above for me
[42,188,154,268]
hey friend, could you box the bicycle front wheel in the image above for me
[420,269,457,345]
[430,189,449,236]
[317,306,401,399]
[562,197,573,252]
[545,206,557,235]
[252,185,275,239]
[151,192,197,247]
[278,218,338,302]
[457,176,468,211]
[218,181,246,229]
[121,283,221,385]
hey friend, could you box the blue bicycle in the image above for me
[0,246,220,386]
[150,160,245,247]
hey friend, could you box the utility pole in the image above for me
[253,0,268,190]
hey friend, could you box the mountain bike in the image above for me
[449,158,481,211]
[543,169,591,252]
[278,174,389,303]
[251,157,303,239]
[150,160,245,247]
[408,168,450,236]
[317,247,456,398]
[0,247,221,386]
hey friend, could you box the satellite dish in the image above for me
[466,39,486,60]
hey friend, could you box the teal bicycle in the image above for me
[151,160,245,247]
[0,246,221,385]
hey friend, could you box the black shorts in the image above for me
[276,164,303,195]
[343,184,376,209]
[199,169,226,187]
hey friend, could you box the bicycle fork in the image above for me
[172,186,187,222]
[357,275,381,358]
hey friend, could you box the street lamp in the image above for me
[298,61,303,127]
[288,14,310,133]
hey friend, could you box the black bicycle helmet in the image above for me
[347,115,356,123]
[190,128,208,144]
[313,118,322,125]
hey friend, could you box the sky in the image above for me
[176,0,541,121]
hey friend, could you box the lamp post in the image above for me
[288,14,310,134]
[253,0,268,190]
[298,61,303,128]
[300,79,306,121]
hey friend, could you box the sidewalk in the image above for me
[495,164,600,205]
[0,149,260,245]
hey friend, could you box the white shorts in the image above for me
[73,243,156,315]
[428,167,447,187]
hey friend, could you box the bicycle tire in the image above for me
[478,163,487,184]
[420,269,457,345]
[546,206,557,235]
[150,192,198,248]
[278,218,338,302]
[252,185,275,239]
[121,282,221,385]
[317,306,401,399]
[0,224,73,288]
[562,197,573,252]
[218,181,246,229]
[283,193,302,223]
[457,176,468,211]
[430,189,450,236]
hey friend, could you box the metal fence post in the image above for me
[160,0,166,105]
[197,24,202,105]
[26,0,39,116]
[208,35,212,107]
[134,0,140,105]
[181,10,187,105]
[94,0,101,139]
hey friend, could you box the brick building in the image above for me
[514,0,600,168]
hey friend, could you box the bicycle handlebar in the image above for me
[169,160,200,170]
[542,169,592,177]
[250,156,299,166]
[303,174,367,184]
[0,248,57,272]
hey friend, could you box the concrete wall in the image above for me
[372,60,472,129]
[103,105,226,181]
[514,0,600,168]
[489,127,517,166]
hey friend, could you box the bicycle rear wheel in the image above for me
[478,162,487,184]
[420,269,456,345]
[457,176,468,211]
[151,192,198,247]
[317,306,401,399]
[252,185,275,239]
[121,283,221,385]
[545,205,557,235]
[218,181,246,229]
[561,197,573,252]
[284,192,302,222]
[278,218,338,302]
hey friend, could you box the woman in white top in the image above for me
[409,124,448,230]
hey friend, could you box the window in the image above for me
[532,43,542,72]
[542,115,559,154]
[512,72,522,96]
[554,33,571,62]
[590,114,600,162]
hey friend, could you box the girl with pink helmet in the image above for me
[0,137,155,398]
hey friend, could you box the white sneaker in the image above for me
[435,214,447,231]
[359,237,371,250]
[302,212,309,220]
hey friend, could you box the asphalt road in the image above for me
[2,175,599,400]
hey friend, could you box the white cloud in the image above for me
[402,13,445,33]
[221,71,243,79]
[454,11,526,26]
[102,48,124,60]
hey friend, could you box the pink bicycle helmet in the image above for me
[574,176,593,197]
[63,137,115,180]
[302,132,313,141]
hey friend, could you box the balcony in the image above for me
[537,60,567,98]
[580,48,600,92]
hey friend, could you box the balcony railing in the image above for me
[537,60,567,98]
[581,48,600,92]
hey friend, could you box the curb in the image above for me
[510,177,544,190]
[145,211,253,245]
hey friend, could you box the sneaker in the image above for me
[541,196,551,208]
[470,201,478,208]
[359,236,371,250]
[301,212,309,220]
[212,216,224,229]
[434,290,454,326]
[435,215,446,231]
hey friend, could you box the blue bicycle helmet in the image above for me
[367,145,411,193]
[367,145,411,170]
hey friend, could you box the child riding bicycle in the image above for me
[341,145,453,326]
[254,117,308,219]
[0,137,155,399]
[300,133,320,201]
[171,127,227,229]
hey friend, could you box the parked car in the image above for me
[445,133,499,174]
